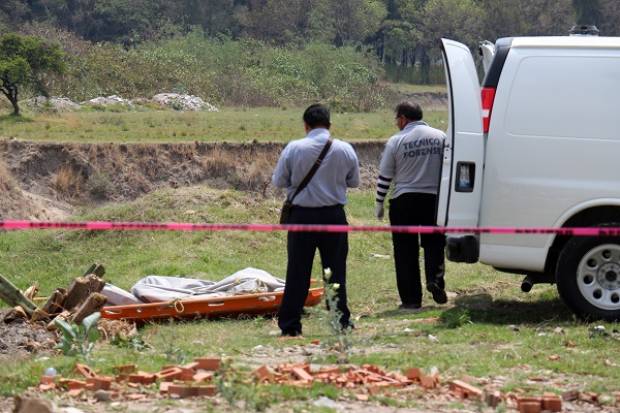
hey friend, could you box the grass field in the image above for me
[0,107,448,144]
[1,187,619,411]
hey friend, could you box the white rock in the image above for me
[313,397,339,409]
[85,95,133,106]
[152,93,218,112]
[26,96,80,112]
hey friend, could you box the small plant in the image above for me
[440,308,472,329]
[322,268,351,363]
[54,312,101,358]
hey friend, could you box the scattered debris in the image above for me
[34,356,222,400]
[84,95,133,107]
[152,93,218,112]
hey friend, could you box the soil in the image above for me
[0,311,58,358]
[0,139,383,220]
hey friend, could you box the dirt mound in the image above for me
[0,140,383,219]
[0,313,58,358]
[0,158,71,220]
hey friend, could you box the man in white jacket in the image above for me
[375,101,447,310]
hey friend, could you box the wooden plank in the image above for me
[0,273,38,316]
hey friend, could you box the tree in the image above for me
[0,33,65,116]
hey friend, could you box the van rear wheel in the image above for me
[556,235,620,321]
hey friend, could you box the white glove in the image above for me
[375,201,384,220]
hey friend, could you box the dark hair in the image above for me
[303,104,331,129]
[395,101,423,121]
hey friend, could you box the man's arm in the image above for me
[346,145,360,188]
[375,140,396,219]
[272,144,292,188]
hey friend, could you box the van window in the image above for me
[505,55,620,140]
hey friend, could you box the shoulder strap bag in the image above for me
[279,139,333,224]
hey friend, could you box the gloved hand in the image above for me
[375,201,384,220]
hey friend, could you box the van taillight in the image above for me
[481,87,496,133]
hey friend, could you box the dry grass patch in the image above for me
[51,165,83,197]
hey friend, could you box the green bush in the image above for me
[51,32,386,112]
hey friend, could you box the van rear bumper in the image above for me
[446,235,479,263]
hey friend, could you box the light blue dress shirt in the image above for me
[272,128,360,207]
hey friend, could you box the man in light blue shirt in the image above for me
[272,104,359,337]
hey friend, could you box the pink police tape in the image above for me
[1,220,620,236]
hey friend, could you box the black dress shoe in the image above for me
[427,282,448,304]
[398,303,423,312]
[281,330,303,337]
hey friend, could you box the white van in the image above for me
[438,34,620,321]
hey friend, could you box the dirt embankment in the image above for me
[0,139,384,220]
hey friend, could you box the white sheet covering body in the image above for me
[102,268,285,305]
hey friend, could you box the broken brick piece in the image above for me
[39,383,56,392]
[404,368,422,381]
[156,367,183,381]
[450,380,483,400]
[420,374,438,389]
[194,357,221,371]
[86,376,113,391]
[193,371,213,383]
[75,363,97,379]
[159,382,173,395]
[168,384,194,398]
[67,388,84,398]
[562,390,580,401]
[292,367,313,382]
[519,401,542,413]
[254,365,274,382]
[113,364,137,375]
[182,362,200,371]
[128,372,157,385]
[542,396,562,412]
[194,385,217,397]
[59,379,88,390]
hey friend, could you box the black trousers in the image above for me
[278,205,350,335]
[389,192,446,306]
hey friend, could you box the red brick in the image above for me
[194,358,221,371]
[128,372,157,385]
[194,385,217,397]
[159,382,173,395]
[519,401,541,413]
[292,367,313,382]
[75,363,97,379]
[450,380,483,400]
[59,379,88,390]
[39,383,56,392]
[156,367,183,381]
[86,376,113,391]
[67,388,84,398]
[542,396,562,412]
[404,368,421,381]
[254,365,274,381]
[420,374,438,389]
[168,384,194,398]
[182,362,200,371]
[193,371,213,383]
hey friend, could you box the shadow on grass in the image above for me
[443,293,575,325]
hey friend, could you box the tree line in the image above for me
[2,1,618,59]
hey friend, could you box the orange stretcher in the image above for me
[100,287,324,321]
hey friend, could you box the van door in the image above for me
[437,39,485,233]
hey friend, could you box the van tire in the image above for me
[556,234,620,321]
